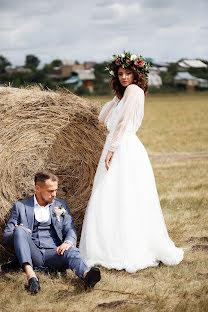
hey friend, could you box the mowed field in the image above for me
[0,92,207,312]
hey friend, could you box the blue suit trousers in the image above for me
[13,226,89,278]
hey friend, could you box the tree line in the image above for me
[0,54,208,94]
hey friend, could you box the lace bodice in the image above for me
[98,84,144,151]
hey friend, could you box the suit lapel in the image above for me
[25,196,35,231]
[50,200,57,226]
[25,197,62,240]
[50,199,62,241]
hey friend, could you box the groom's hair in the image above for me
[35,170,58,185]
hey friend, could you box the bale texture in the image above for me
[0,87,106,245]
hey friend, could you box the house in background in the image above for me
[177,59,207,71]
[59,60,84,78]
[150,61,169,73]
[148,71,162,88]
[59,60,97,78]
[5,66,32,74]
[49,60,94,79]
[64,72,82,88]
[48,60,96,92]
[174,72,208,90]
[84,61,97,70]
[64,68,95,92]
[147,60,167,88]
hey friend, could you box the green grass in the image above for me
[0,92,208,312]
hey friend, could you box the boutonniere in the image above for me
[53,204,68,222]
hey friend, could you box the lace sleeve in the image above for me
[109,84,144,152]
[98,96,119,126]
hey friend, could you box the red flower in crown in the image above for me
[134,60,141,67]
[126,58,131,65]
[115,59,121,65]
[106,51,151,77]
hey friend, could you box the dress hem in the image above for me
[86,255,183,273]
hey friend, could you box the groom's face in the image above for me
[35,178,58,205]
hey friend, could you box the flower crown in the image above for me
[105,51,151,77]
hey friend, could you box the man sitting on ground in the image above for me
[2,170,101,294]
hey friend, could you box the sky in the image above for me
[0,0,207,66]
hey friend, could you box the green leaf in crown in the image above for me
[105,51,151,77]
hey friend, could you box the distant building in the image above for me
[84,61,97,69]
[5,66,32,74]
[174,72,208,90]
[51,60,96,79]
[178,59,207,70]
[65,68,95,92]
[150,61,169,73]
[148,71,162,88]
[64,72,82,88]
[59,60,82,78]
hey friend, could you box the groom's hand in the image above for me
[56,242,72,255]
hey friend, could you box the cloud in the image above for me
[0,0,207,65]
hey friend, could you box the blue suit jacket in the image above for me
[3,196,77,247]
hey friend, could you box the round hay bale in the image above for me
[0,87,106,244]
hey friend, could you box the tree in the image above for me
[160,62,178,86]
[25,54,40,69]
[93,62,112,95]
[167,62,178,76]
[0,55,11,73]
[188,67,208,80]
[51,59,62,68]
[94,62,109,81]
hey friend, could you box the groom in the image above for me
[2,170,100,294]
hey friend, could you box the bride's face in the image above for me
[118,67,134,88]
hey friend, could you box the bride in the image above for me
[79,52,183,273]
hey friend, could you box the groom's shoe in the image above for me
[28,277,40,294]
[83,267,101,288]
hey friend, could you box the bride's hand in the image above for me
[105,151,114,170]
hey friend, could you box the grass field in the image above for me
[0,91,208,312]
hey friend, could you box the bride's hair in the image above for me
[110,65,149,99]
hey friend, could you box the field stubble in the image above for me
[0,92,207,312]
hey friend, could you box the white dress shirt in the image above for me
[34,195,50,223]
[33,195,73,247]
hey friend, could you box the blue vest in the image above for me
[31,216,61,249]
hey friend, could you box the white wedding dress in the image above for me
[79,84,183,273]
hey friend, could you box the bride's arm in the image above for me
[105,84,144,170]
[109,84,144,151]
[98,96,118,126]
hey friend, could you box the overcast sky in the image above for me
[0,0,207,66]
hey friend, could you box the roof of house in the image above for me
[178,59,207,68]
[61,60,75,66]
[174,72,208,82]
[64,77,79,84]
[151,61,169,67]
[74,69,95,80]
[174,72,197,80]
[5,66,32,73]
[84,61,97,68]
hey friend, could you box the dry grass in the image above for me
[0,91,208,311]
[94,92,208,154]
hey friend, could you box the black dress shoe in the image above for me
[83,267,101,288]
[28,277,40,294]
[1,257,21,272]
